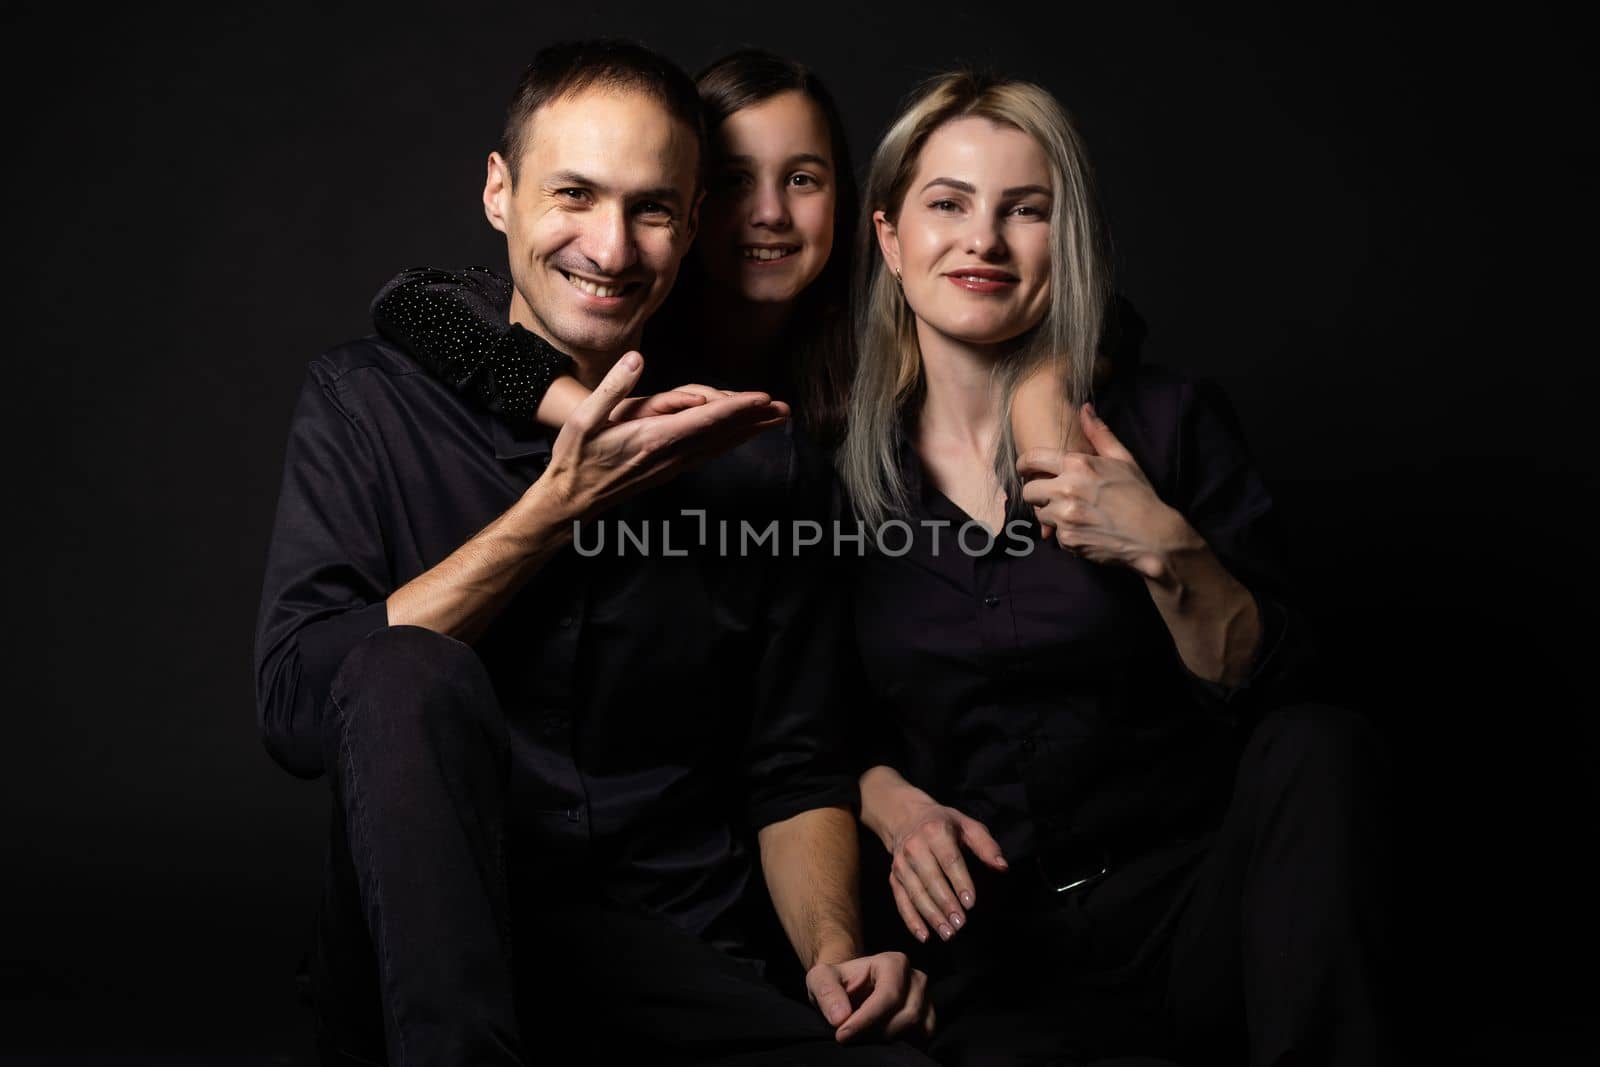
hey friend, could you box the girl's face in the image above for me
[875,117,1055,347]
[696,90,837,306]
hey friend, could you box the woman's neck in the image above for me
[914,320,1006,452]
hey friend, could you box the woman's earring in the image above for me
[893,268,903,285]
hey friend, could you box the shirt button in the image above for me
[983,595,1000,607]
[1020,738,1036,754]
[559,615,576,629]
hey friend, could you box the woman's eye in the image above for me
[930,199,960,213]
[1011,203,1047,218]
[789,172,819,188]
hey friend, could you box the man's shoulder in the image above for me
[309,334,426,387]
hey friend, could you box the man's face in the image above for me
[484,88,702,365]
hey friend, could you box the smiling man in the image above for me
[255,40,932,1067]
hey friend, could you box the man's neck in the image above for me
[509,287,636,390]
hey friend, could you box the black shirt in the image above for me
[253,334,856,940]
[845,361,1318,896]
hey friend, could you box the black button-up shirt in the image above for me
[254,335,856,939]
[845,362,1317,895]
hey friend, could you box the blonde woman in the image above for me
[840,71,1389,1066]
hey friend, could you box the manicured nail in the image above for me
[960,891,974,908]
[996,855,1009,870]
[938,924,953,940]
[949,912,963,928]
[916,927,928,942]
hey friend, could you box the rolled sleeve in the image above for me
[1172,378,1323,715]
[253,365,393,778]
[741,484,861,831]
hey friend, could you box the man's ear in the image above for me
[872,209,901,277]
[483,152,513,235]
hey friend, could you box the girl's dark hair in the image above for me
[666,49,859,448]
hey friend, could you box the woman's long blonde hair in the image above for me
[839,70,1109,529]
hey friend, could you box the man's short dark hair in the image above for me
[501,39,706,189]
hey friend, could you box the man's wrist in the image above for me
[512,477,582,546]
[811,928,864,969]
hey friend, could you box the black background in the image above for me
[3,1,1593,1062]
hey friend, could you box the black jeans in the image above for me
[904,703,1393,1067]
[309,625,934,1067]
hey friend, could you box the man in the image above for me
[255,40,933,1066]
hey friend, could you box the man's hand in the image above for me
[540,352,787,520]
[806,952,934,1045]
[608,382,732,422]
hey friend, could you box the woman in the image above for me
[371,48,858,448]
[839,71,1389,1066]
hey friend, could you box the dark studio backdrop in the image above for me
[3,1,1593,1062]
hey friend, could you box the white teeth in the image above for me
[742,247,797,261]
[565,272,623,298]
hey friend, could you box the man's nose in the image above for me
[581,202,638,276]
[750,183,791,229]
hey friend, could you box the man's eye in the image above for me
[636,201,673,218]
[557,188,589,203]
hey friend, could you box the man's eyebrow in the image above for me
[544,170,683,204]
[723,153,834,171]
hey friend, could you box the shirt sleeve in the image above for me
[370,266,572,422]
[1169,377,1324,715]
[740,464,862,831]
[253,363,393,778]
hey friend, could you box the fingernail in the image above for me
[622,353,641,371]
[939,924,953,940]
[838,1027,851,1040]
[949,912,963,928]
[960,891,974,907]
[996,856,1009,870]
[916,928,928,942]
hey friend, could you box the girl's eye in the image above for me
[789,173,819,188]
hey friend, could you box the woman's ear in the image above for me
[872,209,901,278]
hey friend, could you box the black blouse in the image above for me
[845,361,1319,896]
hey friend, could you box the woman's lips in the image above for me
[944,268,1019,293]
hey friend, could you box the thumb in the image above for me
[1080,402,1135,464]
[956,814,1008,872]
[571,351,643,434]
[807,965,854,1028]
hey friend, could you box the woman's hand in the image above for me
[859,766,1007,943]
[1016,402,1199,583]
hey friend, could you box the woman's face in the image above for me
[875,117,1054,347]
[696,90,837,306]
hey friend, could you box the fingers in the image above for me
[1080,403,1135,464]
[889,872,929,943]
[616,389,710,421]
[956,814,1009,873]
[805,965,854,1029]
[570,351,644,435]
[893,852,957,940]
[880,968,934,1043]
[835,954,909,1042]
[1015,447,1065,481]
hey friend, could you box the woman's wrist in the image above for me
[859,765,937,851]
